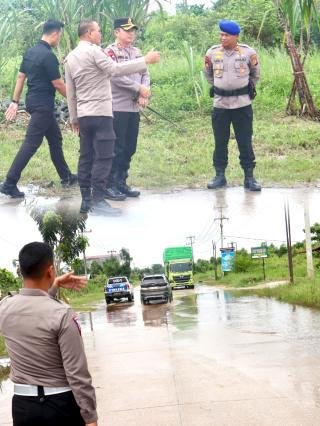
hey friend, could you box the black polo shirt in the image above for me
[20,40,61,110]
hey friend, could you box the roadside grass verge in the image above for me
[236,277,320,309]
[1,110,320,191]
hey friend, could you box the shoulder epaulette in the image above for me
[238,43,250,48]
[210,45,221,51]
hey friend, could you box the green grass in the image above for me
[0,49,320,189]
[0,335,6,357]
[237,277,320,309]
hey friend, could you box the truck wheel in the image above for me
[128,294,133,302]
[106,297,111,304]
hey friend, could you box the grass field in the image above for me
[0,49,320,190]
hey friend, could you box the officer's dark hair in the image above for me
[42,19,64,35]
[78,20,96,37]
[19,242,54,279]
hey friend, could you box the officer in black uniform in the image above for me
[0,20,77,199]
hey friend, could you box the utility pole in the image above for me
[186,235,195,266]
[304,201,314,278]
[107,250,117,257]
[212,241,218,280]
[214,207,229,249]
[284,202,294,284]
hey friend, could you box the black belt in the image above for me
[213,86,249,97]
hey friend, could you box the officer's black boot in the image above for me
[207,169,227,190]
[117,172,140,198]
[105,170,126,201]
[92,190,121,216]
[244,169,261,191]
[0,181,25,198]
[80,188,92,214]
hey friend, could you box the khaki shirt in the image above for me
[106,42,150,112]
[0,288,97,424]
[204,43,260,109]
[65,40,148,123]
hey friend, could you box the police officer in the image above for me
[104,17,150,200]
[65,20,160,215]
[205,20,261,191]
[0,20,77,199]
[0,242,97,426]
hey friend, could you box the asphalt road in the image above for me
[2,285,320,425]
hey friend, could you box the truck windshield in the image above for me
[170,263,192,273]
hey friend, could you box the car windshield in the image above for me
[108,277,127,284]
[170,263,191,273]
[143,276,165,283]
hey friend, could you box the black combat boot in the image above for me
[207,169,227,189]
[61,173,78,187]
[244,169,261,191]
[117,172,140,198]
[92,190,121,216]
[80,188,92,214]
[104,186,126,201]
[0,182,25,198]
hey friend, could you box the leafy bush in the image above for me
[0,268,20,294]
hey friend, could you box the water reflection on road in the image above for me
[1,187,320,270]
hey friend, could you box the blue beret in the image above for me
[219,20,241,35]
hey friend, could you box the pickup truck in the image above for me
[140,274,173,305]
[104,276,134,304]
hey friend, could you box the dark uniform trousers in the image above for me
[78,116,115,199]
[109,111,140,184]
[6,107,71,185]
[12,389,85,426]
[212,105,256,170]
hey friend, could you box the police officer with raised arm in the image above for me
[104,17,150,200]
[0,242,97,426]
[205,20,261,191]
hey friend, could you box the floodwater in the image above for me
[2,285,320,425]
[0,186,320,269]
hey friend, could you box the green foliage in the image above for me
[0,268,20,294]
[89,249,132,278]
[30,203,88,269]
[0,335,7,357]
[194,258,212,273]
[234,250,253,272]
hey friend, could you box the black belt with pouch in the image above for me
[210,83,256,99]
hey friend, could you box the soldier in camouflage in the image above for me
[205,20,261,191]
[104,17,150,200]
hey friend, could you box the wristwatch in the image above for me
[11,100,19,104]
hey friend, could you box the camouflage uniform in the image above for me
[204,43,261,190]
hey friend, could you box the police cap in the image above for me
[114,17,138,31]
[219,20,241,35]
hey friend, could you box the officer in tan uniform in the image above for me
[0,242,97,426]
[104,17,150,200]
[205,20,261,191]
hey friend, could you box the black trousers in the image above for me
[212,105,256,170]
[6,107,71,186]
[12,391,85,426]
[78,116,115,198]
[108,111,140,184]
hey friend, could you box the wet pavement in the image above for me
[1,186,320,269]
[2,285,320,425]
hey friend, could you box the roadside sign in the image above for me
[220,248,235,272]
[251,246,268,259]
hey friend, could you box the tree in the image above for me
[30,201,89,273]
[0,268,21,294]
[275,0,320,118]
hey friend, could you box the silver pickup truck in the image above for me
[140,274,173,305]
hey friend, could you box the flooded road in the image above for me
[2,285,320,425]
[1,187,320,269]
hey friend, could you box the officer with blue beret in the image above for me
[204,19,261,191]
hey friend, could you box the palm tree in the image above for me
[275,0,319,119]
